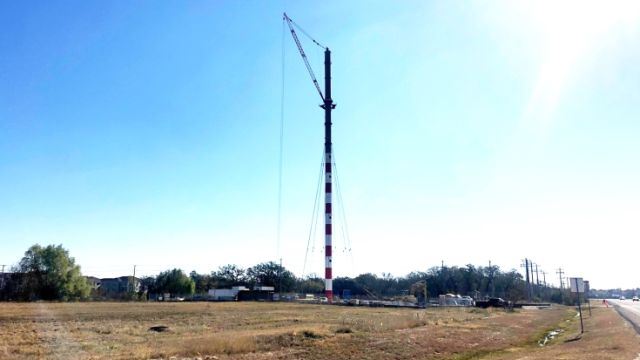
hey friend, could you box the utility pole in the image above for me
[279,258,283,297]
[535,263,540,287]
[529,260,535,298]
[522,259,531,301]
[556,268,565,289]
[131,265,137,293]
[542,271,547,287]
[421,279,428,307]
[489,260,495,297]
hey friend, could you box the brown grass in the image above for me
[484,301,640,360]
[0,301,622,360]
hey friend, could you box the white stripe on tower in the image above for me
[324,151,333,301]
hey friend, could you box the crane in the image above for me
[283,13,336,302]
[283,13,325,102]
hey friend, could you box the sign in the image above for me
[570,277,584,293]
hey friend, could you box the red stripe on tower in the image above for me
[324,149,333,302]
[322,47,334,303]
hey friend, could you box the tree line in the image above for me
[1,244,571,303]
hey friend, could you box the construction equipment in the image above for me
[283,13,336,302]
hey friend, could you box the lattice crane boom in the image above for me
[283,13,325,102]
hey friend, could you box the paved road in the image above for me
[608,299,640,333]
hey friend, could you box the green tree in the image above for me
[189,271,212,293]
[296,276,325,294]
[212,264,247,288]
[14,244,90,301]
[247,262,295,292]
[154,269,195,297]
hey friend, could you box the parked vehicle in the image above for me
[475,297,507,308]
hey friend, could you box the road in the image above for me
[608,298,640,333]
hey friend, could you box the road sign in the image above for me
[570,277,585,334]
[570,277,584,293]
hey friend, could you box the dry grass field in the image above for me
[0,301,634,360]
[487,301,640,360]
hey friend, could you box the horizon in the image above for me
[2,1,640,289]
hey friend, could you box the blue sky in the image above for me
[1,1,639,288]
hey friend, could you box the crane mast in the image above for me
[283,13,336,302]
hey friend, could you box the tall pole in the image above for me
[489,260,495,297]
[322,48,335,302]
[131,265,137,293]
[557,268,565,303]
[522,259,531,301]
[529,260,534,299]
[557,268,564,289]
[279,258,283,296]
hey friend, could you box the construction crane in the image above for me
[283,13,325,101]
[283,13,336,302]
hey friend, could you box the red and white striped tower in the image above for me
[322,48,335,302]
[282,13,335,302]
[324,148,333,301]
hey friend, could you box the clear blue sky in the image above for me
[2,1,639,288]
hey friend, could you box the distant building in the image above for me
[207,286,275,302]
[0,273,12,290]
[208,286,248,301]
[100,276,140,295]
[84,276,101,291]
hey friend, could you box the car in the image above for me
[633,296,639,302]
[475,297,507,308]
[620,296,626,300]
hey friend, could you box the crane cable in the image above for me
[283,13,325,102]
[302,152,325,277]
[287,15,326,50]
[333,151,355,274]
[276,18,286,264]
